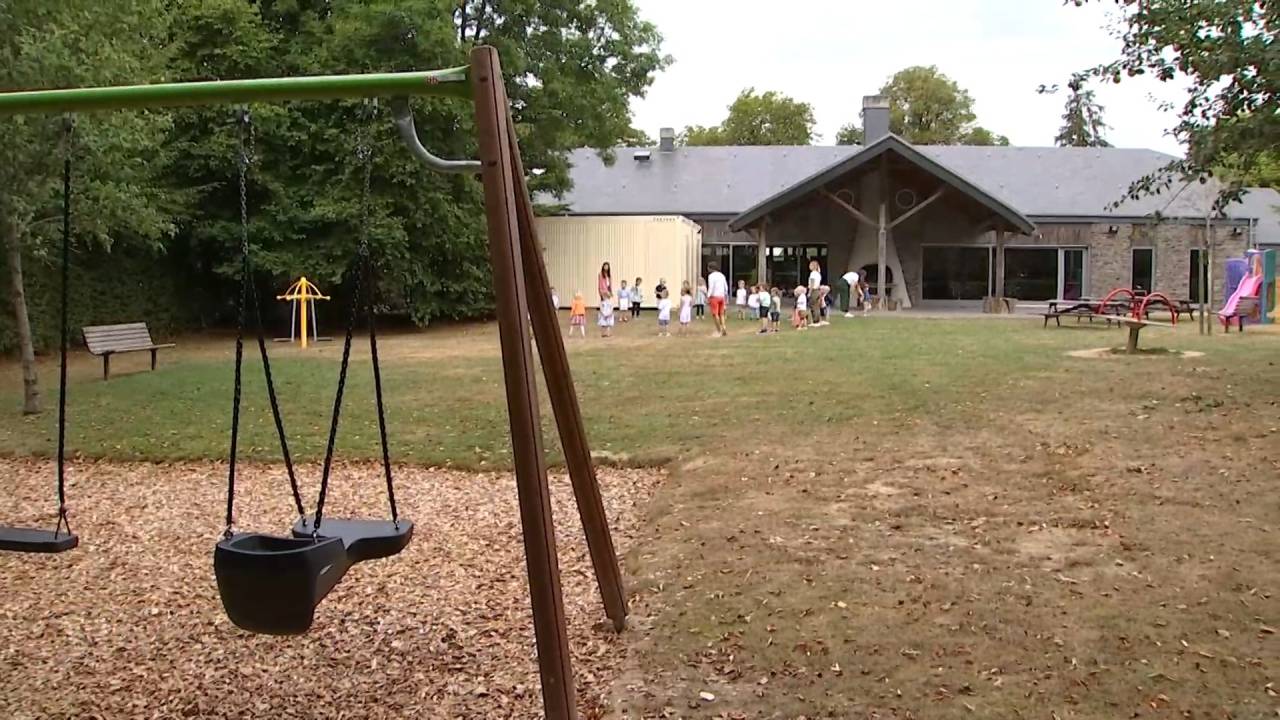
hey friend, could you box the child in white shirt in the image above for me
[598,293,615,338]
[656,291,673,337]
[617,280,631,322]
[735,280,748,319]
[747,283,761,322]
[794,285,809,330]
[550,287,559,311]
[678,283,693,334]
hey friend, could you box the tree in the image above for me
[1053,77,1111,147]
[961,127,1010,146]
[680,124,726,146]
[456,0,671,196]
[835,123,862,146]
[164,0,669,326]
[1067,0,1278,205]
[837,66,1007,146]
[620,127,656,147]
[1216,151,1280,189]
[0,1,176,413]
[682,88,817,146]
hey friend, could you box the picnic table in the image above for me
[1041,299,1128,327]
[1042,296,1197,328]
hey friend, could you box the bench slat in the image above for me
[83,322,164,356]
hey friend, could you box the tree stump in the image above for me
[983,296,1017,314]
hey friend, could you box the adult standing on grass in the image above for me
[807,260,827,326]
[838,269,859,317]
[706,261,729,337]
[598,262,613,302]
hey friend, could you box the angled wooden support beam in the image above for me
[889,187,945,229]
[507,116,628,635]
[471,45,577,720]
[820,189,877,229]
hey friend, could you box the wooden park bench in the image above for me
[1221,296,1259,333]
[82,322,176,380]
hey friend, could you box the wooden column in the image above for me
[876,201,887,309]
[506,119,628,633]
[756,220,767,286]
[471,46,577,720]
[877,154,889,310]
[994,228,1006,301]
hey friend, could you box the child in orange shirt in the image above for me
[568,291,587,338]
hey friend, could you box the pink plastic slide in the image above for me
[1220,273,1263,318]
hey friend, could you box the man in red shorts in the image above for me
[706,261,729,336]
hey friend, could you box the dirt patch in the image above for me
[0,459,661,719]
[1068,346,1206,359]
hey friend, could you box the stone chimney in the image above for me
[862,95,890,143]
[659,127,676,152]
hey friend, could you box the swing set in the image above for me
[0,47,621,720]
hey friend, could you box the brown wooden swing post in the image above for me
[471,46,627,720]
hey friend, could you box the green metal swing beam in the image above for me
[0,66,471,115]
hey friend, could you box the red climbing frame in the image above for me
[1137,292,1177,325]
[1094,287,1177,326]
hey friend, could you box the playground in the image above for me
[2,315,1278,718]
[0,30,1277,719]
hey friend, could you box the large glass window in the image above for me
[1132,248,1155,294]
[731,245,759,287]
[922,246,990,300]
[1189,248,1208,303]
[767,246,800,291]
[1004,248,1059,301]
[700,244,730,280]
[703,243,827,290]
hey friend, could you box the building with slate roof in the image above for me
[550,97,1279,310]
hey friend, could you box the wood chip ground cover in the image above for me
[0,459,661,719]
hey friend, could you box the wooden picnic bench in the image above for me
[82,322,176,380]
[1042,300,1126,328]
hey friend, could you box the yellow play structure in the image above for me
[276,276,330,348]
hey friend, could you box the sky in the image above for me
[628,0,1187,155]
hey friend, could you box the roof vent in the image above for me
[659,127,676,152]
[634,149,651,162]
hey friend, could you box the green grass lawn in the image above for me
[2,313,1278,718]
[5,314,1270,468]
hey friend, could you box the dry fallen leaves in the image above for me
[0,458,662,719]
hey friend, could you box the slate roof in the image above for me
[554,143,1276,227]
[728,134,1034,234]
[1232,188,1280,246]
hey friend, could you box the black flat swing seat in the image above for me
[292,516,414,562]
[0,525,79,553]
[214,518,412,635]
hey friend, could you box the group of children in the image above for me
[557,269,869,338]
[733,280,843,333]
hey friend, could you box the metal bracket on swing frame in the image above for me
[390,98,481,175]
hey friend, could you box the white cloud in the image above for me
[629,0,1186,154]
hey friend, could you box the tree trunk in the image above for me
[5,219,41,415]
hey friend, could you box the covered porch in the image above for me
[727,134,1035,310]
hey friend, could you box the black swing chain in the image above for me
[312,102,400,534]
[225,110,309,538]
[223,110,252,538]
[54,115,74,538]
